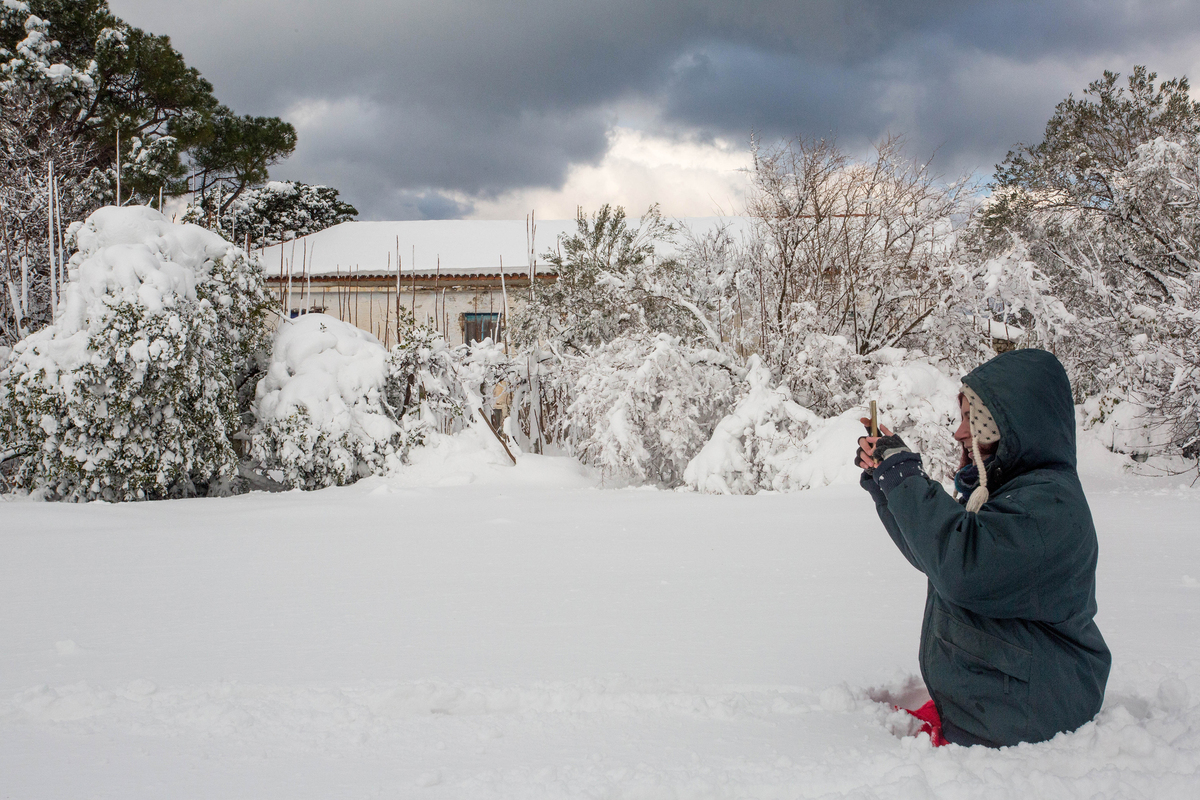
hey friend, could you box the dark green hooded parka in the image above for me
[862,349,1111,747]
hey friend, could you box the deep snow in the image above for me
[1,427,1198,798]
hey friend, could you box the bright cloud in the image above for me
[467,127,752,220]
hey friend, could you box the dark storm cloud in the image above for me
[108,0,1200,218]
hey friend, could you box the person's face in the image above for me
[954,395,973,449]
[955,394,998,463]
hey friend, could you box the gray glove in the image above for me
[874,433,911,463]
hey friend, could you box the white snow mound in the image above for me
[59,205,236,334]
[255,313,397,445]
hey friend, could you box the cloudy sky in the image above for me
[108,0,1200,221]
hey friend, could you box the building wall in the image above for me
[277,282,522,348]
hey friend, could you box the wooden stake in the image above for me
[306,243,313,311]
[286,241,295,317]
[476,407,516,464]
[433,255,441,334]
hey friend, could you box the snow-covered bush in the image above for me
[862,353,963,483]
[687,349,962,494]
[0,206,271,500]
[383,326,472,446]
[252,314,404,490]
[684,356,822,493]
[502,346,574,455]
[458,337,511,418]
[563,333,737,486]
[253,318,482,490]
[781,325,871,417]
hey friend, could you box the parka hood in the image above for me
[961,349,1076,480]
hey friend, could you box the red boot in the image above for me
[903,700,949,747]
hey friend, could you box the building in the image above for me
[258,219,578,347]
[258,217,749,347]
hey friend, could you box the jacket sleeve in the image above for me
[860,468,922,572]
[870,453,1044,619]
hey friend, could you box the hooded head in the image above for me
[958,349,1077,510]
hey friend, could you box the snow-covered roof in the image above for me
[256,217,751,278]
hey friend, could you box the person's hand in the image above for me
[856,418,892,471]
[856,418,903,471]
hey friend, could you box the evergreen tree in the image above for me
[189,110,298,216]
[984,67,1200,459]
[189,181,357,248]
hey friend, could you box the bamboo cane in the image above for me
[499,255,510,354]
[47,160,57,321]
[54,171,65,296]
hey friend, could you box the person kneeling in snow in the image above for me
[855,349,1111,747]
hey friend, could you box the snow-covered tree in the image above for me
[1,6,99,345]
[562,333,737,486]
[510,204,716,350]
[0,205,272,500]
[0,1,310,346]
[183,181,357,249]
[986,67,1200,460]
[743,134,970,370]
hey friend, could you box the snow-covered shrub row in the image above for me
[251,318,479,490]
[0,206,271,501]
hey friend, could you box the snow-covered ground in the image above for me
[1,427,1198,798]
